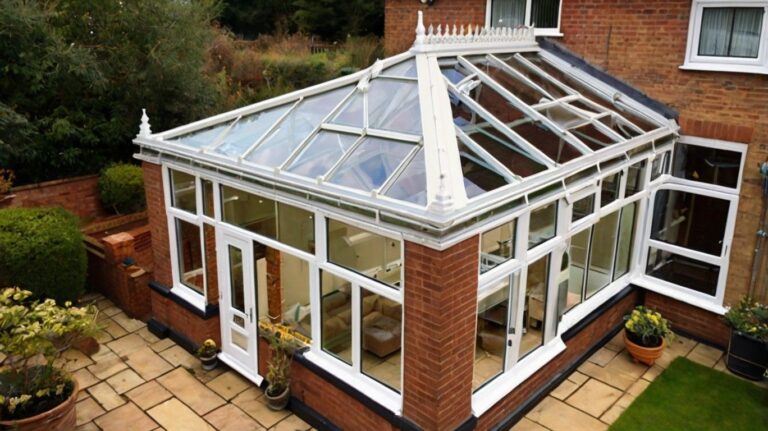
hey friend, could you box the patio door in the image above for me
[218,231,260,382]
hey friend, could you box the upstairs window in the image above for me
[488,0,562,35]
[683,1,768,74]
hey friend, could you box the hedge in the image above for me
[0,208,86,303]
[98,163,146,214]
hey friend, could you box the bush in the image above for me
[98,164,145,214]
[0,208,86,303]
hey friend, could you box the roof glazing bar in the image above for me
[378,145,422,195]
[319,123,422,144]
[321,134,367,182]
[486,54,557,101]
[239,98,302,161]
[513,53,579,96]
[455,126,519,182]
[203,116,241,153]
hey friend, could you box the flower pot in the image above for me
[264,386,290,411]
[200,354,218,371]
[0,378,79,431]
[623,329,665,366]
[725,330,768,381]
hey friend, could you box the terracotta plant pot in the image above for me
[264,386,290,411]
[0,378,79,431]
[623,330,665,366]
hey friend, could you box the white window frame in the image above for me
[681,0,768,74]
[485,0,564,37]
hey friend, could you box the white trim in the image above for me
[218,352,264,386]
[631,276,728,315]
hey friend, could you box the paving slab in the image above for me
[641,364,663,382]
[567,371,589,385]
[126,346,174,380]
[94,402,158,431]
[232,387,290,428]
[87,382,126,411]
[550,378,580,400]
[102,319,128,339]
[510,417,549,431]
[102,305,122,317]
[57,348,94,372]
[600,403,625,425]
[157,368,225,415]
[204,404,265,431]
[271,414,311,431]
[160,345,199,369]
[566,378,623,418]
[113,312,147,333]
[106,368,145,394]
[526,396,608,431]
[73,368,100,390]
[150,337,176,353]
[207,371,251,400]
[76,397,106,426]
[148,398,215,431]
[686,343,722,368]
[87,350,129,380]
[76,422,100,431]
[136,327,161,344]
[126,380,173,410]
[107,333,147,357]
[588,347,620,367]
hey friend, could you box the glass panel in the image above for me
[231,330,248,350]
[459,142,510,198]
[625,160,646,197]
[228,245,245,313]
[614,202,638,280]
[539,104,587,129]
[586,211,620,297]
[650,153,665,181]
[473,57,551,105]
[214,105,292,157]
[503,56,571,100]
[175,219,204,294]
[327,219,402,288]
[529,202,557,249]
[565,228,590,313]
[601,173,620,207]
[286,132,358,178]
[246,86,351,166]
[361,289,402,392]
[368,79,422,134]
[202,179,214,217]
[572,123,620,151]
[651,190,729,256]
[465,127,547,178]
[384,59,417,78]
[474,279,510,390]
[480,220,516,273]
[279,252,312,340]
[646,248,720,296]
[598,115,641,140]
[170,123,228,149]
[385,149,427,205]
[221,185,277,239]
[490,0,526,27]
[698,8,764,58]
[572,194,594,223]
[278,202,315,254]
[522,255,549,358]
[328,137,414,192]
[170,169,197,213]
[330,91,364,128]
[321,271,352,364]
[513,122,582,164]
[532,0,561,28]
[673,143,741,188]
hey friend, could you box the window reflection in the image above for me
[529,202,557,249]
[320,271,352,364]
[170,169,197,213]
[646,248,719,296]
[480,220,516,273]
[474,279,511,390]
[327,219,402,288]
[651,190,729,256]
[673,143,741,188]
[361,289,402,392]
[521,256,549,357]
[175,219,204,294]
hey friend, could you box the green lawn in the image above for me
[610,357,768,431]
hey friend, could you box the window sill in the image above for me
[534,29,564,38]
[679,62,768,75]
[631,276,727,315]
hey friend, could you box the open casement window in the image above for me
[487,0,563,36]
[682,1,768,74]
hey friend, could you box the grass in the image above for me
[610,357,768,431]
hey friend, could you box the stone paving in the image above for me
[71,293,313,431]
[511,332,768,431]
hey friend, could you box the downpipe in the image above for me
[748,159,768,301]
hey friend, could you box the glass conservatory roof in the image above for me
[135,13,677,234]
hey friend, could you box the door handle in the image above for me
[507,339,513,347]
[248,308,253,323]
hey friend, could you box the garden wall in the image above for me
[1,174,106,221]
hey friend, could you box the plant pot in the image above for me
[200,354,218,371]
[0,378,79,431]
[623,329,665,366]
[264,386,290,411]
[725,330,768,381]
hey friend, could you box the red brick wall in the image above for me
[203,223,219,305]
[2,174,106,220]
[149,290,221,346]
[644,291,729,348]
[402,237,479,430]
[143,162,172,287]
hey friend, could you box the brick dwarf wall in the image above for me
[644,291,730,348]
[2,174,107,220]
[149,290,221,346]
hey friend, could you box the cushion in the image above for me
[323,316,347,337]
[322,291,348,311]
[362,294,379,316]
[336,309,352,325]
[380,301,402,319]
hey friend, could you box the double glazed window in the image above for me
[489,0,562,33]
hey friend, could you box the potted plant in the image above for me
[723,297,768,380]
[623,305,673,366]
[196,339,218,371]
[0,287,99,430]
[260,328,301,411]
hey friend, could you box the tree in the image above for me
[220,0,296,39]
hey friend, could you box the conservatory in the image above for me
[134,12,743,429]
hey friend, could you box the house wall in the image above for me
[2,174,107,221]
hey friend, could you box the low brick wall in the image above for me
[2,174,106,221]
[644,291,729,348]
[149,289,221,347]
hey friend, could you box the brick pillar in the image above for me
[203,223,219,304]
[403,236,479,431]
[266,247,282,323]
[143,162,172,287]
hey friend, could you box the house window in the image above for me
[488,0,562,35]
[683,1,768,74]
[480,220,516,273]
[175,219,205,294]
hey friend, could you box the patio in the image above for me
[69,292,312,431]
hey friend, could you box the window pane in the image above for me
[384,59,417,78]
[614,202,638,280]
[368,80,422,135]
[522,255,549,358]
[513,122,583,164]
[331,91,364,128]
[279,252,312,340]
[385,149,428,205]
[673,143,741,188]
[625,160,646,197]
[572,123,620,150]
[320,271,352,364]
[361,289,402,392]
[213,104,292,157]
[278,202,315,254]
[170,169,197,213]
[221,185,277,239]
[227,245,244,313]
[474,279,510,390]
[473,56,552,105]
[531,0,561,28]
[175,219,204,294]
[698,8,763,58]
[601,173,620,207]
[170,123,228,149]
[529,202,557,249]
[563,228,590,314]
[328,137,414,192]
[572,194,594,223]
[286,132,358,178]
[586,211,619,297]
[327,219,402,288]
[651,190,729,256]
[480,220,516,273]
[491,0,526,27]
[202,179,214,217]
[646,248,719,296]
[458,142,510,198]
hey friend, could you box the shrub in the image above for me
[98,163,145,214]
[724,297,768,341]
[0,208,87,303]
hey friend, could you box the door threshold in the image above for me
[218,352,264,386]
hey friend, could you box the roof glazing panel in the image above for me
[384,148,427,205]
[213,104,292,157]
[328,136,416,192]
[285,131,358,178]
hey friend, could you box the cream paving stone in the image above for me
[232,387,290,428]
[77,390,90,402]
[87,350,129,380]
[150,337,176,353]
[566,378,623,418]
[88,381,126,411]
[137,326,161,343]
[126,380,173,410]
[686,343,723,368]
[527,396,608,431]
[148,398,215,431]
[641,364,663,382]
[588,347,619,367]
[614,392,636,410]
[271,414,311,431]
[76,397,106,425]
[605,350,648,379]
[112,311,147,333]
[107,333,146,357]
[73,367,100,390]
[604,332,625,352]
[126,346,173,380]
[626,378,650,398]
[96,298,116,311]
[191,364,227,384]
[103,319,128,339]
[157,367,225,415]
[204,404,264,431]
[656,337,697,368]
[102,305,122,317]
[94,329,114,344]
[510,417,549,431]
[76,422,100,431]
[106,368,145,394]
[550,378,580,400]
[57,348,94,372]
[600,404,625,425]
[577,361,641,391]
[160,344,199,369]
[567,371,589,385]
[94,401,158,431]
[207,371,252,400]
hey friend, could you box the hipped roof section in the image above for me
[134,11,678,241]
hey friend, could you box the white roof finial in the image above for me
[415,11,426,47]
[138,109,152,137]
